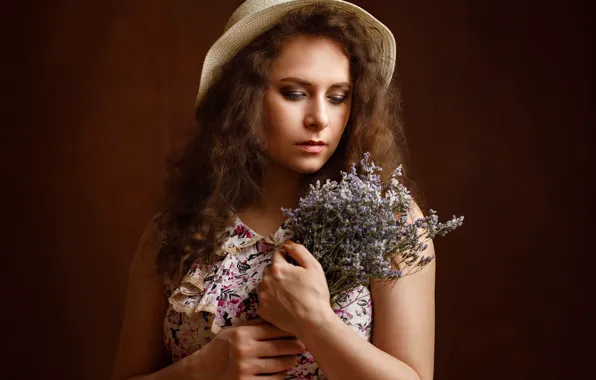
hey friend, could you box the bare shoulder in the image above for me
[370,202,436,380]
[130,217,164,279]
[111,217,171,380]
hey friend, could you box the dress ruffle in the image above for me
[167,215,294,335]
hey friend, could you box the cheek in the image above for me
[264,95,281,128]
[265,99,299,138]
[331,111,350,144]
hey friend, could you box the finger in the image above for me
[262,263,271,277]
[271,248,287,267]
[254,354,302,375]
[254,338,306,357]
[250,323,298,341]
[283,240,315,269]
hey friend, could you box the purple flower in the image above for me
[282,153,464,306]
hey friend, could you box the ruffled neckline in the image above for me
[166,214,294,334]
[218,214,293,256]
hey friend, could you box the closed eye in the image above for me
[329,95,348,104]
[282,91,349,105]
[282,91,305,100]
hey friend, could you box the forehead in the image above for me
[269,35,351,84]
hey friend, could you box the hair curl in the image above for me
[154,4,421,284]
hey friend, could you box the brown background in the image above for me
[2,0,594,379]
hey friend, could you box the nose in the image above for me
[303,96,329,131]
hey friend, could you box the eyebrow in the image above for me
[279,77,352,89]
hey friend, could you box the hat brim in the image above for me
[195,0,396,106]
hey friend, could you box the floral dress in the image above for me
[164,215,373,379]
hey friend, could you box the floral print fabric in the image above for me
[164,215,373,379]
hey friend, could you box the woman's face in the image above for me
[264,35,352,175]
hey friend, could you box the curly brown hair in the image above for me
[154,4,421,284]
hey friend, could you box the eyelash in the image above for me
[282,91,348,105]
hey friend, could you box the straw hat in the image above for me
[195,0,396,106]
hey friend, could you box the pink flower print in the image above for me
[177,322,199,351]
[229,297,241,305]
[236,260,250,273]
[227,297,244,318]
[233,224,255,239]
[334,308,353,320]
[256,240,275,254]
[304,353,315,365]
[166,309,182,325]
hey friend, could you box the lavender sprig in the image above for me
[282,153,464,306]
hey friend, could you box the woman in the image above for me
[112,1,435,379]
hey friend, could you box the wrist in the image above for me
[183,346,219,380]
[297,305,337,341]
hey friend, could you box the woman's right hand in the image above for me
[190,317,306,380]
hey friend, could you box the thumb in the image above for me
[283,241,315,269]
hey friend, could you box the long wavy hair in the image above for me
[154,4,421,284]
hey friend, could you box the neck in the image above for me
[250,161,304,219]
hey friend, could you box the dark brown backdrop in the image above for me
[3,0,593,379]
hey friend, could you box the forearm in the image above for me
[299,311,420,380]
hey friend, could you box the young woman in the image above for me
[111,1,435,379]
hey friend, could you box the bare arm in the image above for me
[296,204,436,380]
[111,220,210,380]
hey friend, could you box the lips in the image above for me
[298,140,327,146]
[297,141,327,153]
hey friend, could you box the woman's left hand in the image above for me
[257,240,335,339]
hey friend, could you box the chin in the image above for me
[268,149,335,175]
[287,157,328,175]
[295,166,322,175]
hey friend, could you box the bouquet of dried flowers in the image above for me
[282,153,464,306]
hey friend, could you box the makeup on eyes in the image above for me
[280,87,349,104]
